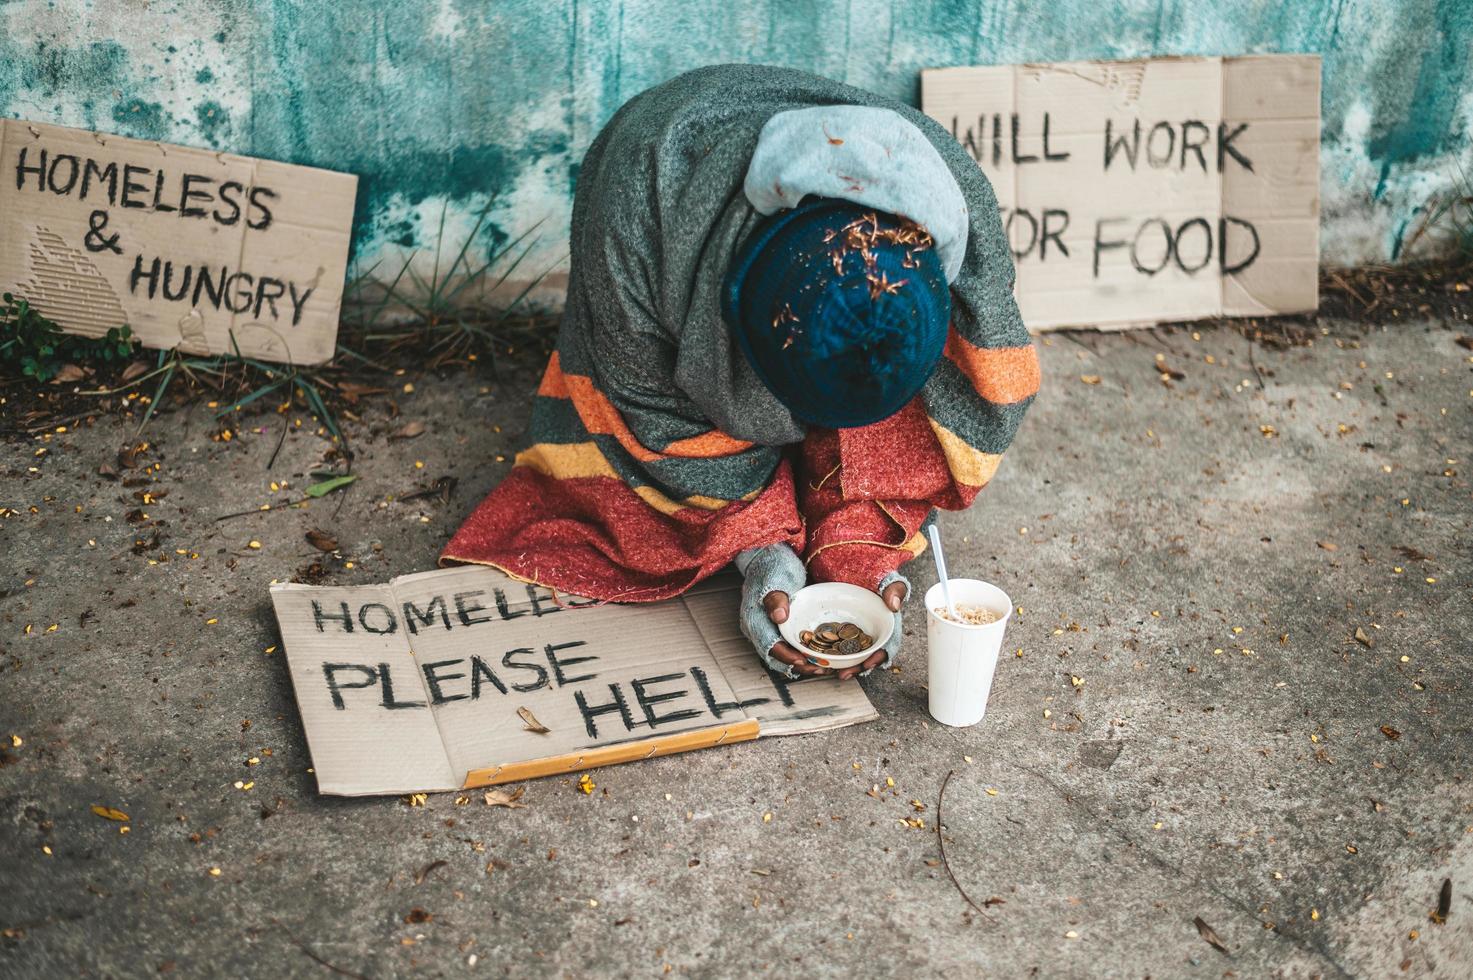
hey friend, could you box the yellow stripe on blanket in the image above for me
[634,485,741,515]
[515,442,621,481]
[517,442,737,517]
[926,419,1003,489]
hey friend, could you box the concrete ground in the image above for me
[2,316,1470,978]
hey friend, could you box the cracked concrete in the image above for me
[1,316,1470,977]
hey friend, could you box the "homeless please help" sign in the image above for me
[0,119,356,364]
[923,55,1320,330]
[271,567,877,796]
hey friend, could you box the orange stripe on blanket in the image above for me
[539,352,756,464]
[536,352,572,398]
[662,429,754,458]
[942,334,1041,405]
[561,373,662,463]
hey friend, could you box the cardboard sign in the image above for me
[0,119,356,364]
[270,567,877,796]
[922,55,1320,330]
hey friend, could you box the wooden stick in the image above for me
[460,719,760,788]
[936,769,997,924]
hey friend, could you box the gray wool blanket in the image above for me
[553,62,1028,502]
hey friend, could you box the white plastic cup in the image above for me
[924,579,1013,727]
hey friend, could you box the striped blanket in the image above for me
[442,66,1039,601]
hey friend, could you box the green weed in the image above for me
[0,292,137,382]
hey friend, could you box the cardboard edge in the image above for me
[1029,303,1321,333]
[755,703,880,739]
[23,118,358,184]
[318,775,461,798]
[267,581,460,796]
[0,121,8,213]
[921,54,1224,80]
[459,718,761,789]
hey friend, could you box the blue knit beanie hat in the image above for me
[723,197,950,429]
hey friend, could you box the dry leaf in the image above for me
[517,706,550,734]
[392,420,427,440]
[97,462,119,480]
[1316,541,1338,551]
[1079,374,1102,385]
[91,805,130,822]
[1194,915,1229,954]
[431,476,457,503]
[1354,627,1375,648]
[484,785,526,809]
[305,529,338,552]
[1380,725,1402,741]
[1394,546,1434,562]
[337,382,389,401]
[403,908,433,924]
[51,364,85,383]
[397,475,459,505]
[1432,877,1452,924]
[120,360,149,382]
[337,382,387,395]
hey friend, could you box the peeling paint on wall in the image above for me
[1,0,1470,296]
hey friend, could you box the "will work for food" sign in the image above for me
[923,55,1320,330]
[0,119,356,364]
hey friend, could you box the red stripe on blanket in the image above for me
[835,399,962,503]
[801,421,971,590]
[441,461,804,602]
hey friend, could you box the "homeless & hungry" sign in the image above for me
[0,119,356,364]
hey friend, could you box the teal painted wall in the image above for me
[2,0,1470,291]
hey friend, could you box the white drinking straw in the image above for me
[927,524,957,620]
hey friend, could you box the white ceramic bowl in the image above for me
[777,582,894,669]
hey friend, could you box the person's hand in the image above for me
[737,546,911,681]
[759,589,830,678]
[736,544,818,679]
[827,578,907,680]
[760,576,908,680]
